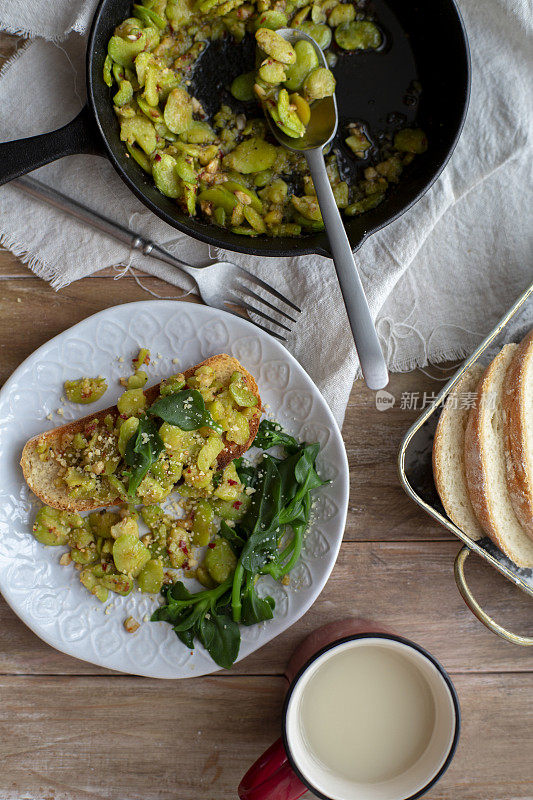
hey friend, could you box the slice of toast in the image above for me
[433,365,485,540]
[20,355,261,513]
[464,344,533,567]
[502,329,533,541]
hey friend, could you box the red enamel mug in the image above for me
[239,620,460,800]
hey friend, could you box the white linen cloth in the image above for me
[0,0,531,426]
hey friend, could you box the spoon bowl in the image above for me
[262,29,338,151]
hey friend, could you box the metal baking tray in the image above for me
[398,282,533,645]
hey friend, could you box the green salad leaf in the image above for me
[218,520,246,554]
[152,578,240,669]
[198,612,241,669]
[252,419,299,453]
[153,421,327,669]
[148,389,223,434]
[233,456,256,487]
[241,575,275,626]
[123,415,164,498]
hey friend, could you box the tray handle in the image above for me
[454,545,533,646]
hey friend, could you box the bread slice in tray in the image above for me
[502,329,533,541]
[464,344,533,567]
[433,365,485,540]
[20,354,261,513]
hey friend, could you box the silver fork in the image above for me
[12,176,301,341]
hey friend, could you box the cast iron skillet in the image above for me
[0,0,470,259]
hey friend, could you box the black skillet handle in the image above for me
[0,105,103,187]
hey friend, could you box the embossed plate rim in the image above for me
[0,300,349,678]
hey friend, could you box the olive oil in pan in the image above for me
[299,646,436,784]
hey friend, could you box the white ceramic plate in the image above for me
[0,301,348,678]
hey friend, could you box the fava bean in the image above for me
[100,572,134,595]
[298,21,332,50]
[197,433,224,472]
[204,537,237,583]
[276,89,306,137]
[137,473,171,503]
[64,377,107,404]
[253,10,288,30]
[212,495,250,521]
[164,87,193,134]
[88,510,121,538]
[394,128,428,154]
[32,507,75,546]
[229,371,259,407]
[133,3,167,28]
[153,152,182,197]
[181,120,215,144]
[120,115,157,155]
[225,409,250,445]
[118,416,139,456]
[110,516,139,540]
[335,20,382,50]
[117,387,147,416]
[259,58,287,84]
[103,55,113,87]
[113,533,151,576]
[256,28,296,64]
[303,67,336,101]
[127,370,148,390]
[284,40,319,91]
[159,373,186,396]
[213,462,242,500]
[196,564,217,588]
[126,142,152,172]
[230,71,256,102]
[243,205,266,233]
[291,194,323,220]
[222,137,277,174]
[138,559,165,592]
[191,499,215,546]
[80,568,109,602]
[108,30,147,68]
[114,79,133,107]
[328,3,355,26]
[345,192,385,215]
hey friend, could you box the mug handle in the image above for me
[238,738,308,800]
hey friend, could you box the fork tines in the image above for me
[228,265,301,340]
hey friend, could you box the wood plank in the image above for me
[0,672,530,800]
[1,541,531,676]
[0,253,174,279]
[344,369,456,541]
[0,248,28,277]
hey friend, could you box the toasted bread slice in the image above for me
[464,344,533,567]
[433,365,485,540]
[21,354,261,512]
[503,329,533,541]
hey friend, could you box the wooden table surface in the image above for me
[0,250,531,800]
[0,30,531,791]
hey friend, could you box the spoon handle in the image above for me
[305,147,388,390]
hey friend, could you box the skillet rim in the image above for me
[85,0,471,259]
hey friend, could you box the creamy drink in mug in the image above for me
[239,633,460,800]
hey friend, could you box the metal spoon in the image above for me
[262,28,389,390]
